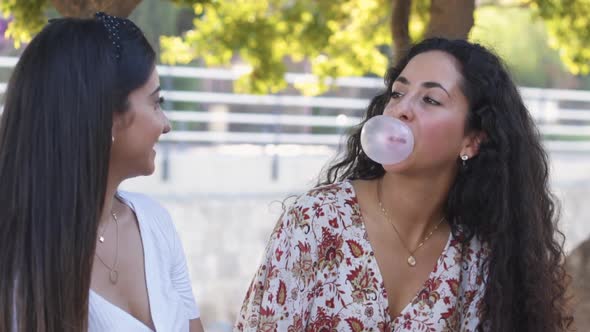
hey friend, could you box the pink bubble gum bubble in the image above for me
[360,115,415,165]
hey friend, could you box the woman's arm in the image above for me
[235,196,317,331]
[189,318,204,332]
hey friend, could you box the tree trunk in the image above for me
[50,0,142,18]
[425,0,475,40]
[391,0,412,63]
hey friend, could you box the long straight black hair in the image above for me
[0,14,155,331]
[320,38,572,331]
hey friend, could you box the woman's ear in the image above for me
[111,112,124,143]
[460,131,486,159]
[111,108,135,141]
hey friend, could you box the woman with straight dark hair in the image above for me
[236,38,573,331]
[0,13,204,332]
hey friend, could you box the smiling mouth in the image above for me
[387,136,407,144]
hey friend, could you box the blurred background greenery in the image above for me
[1,0,590,93]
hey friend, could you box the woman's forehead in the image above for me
[397,51,463,90]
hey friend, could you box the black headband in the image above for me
[94,12,126,59]
[48,12,140,60]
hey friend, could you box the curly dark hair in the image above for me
[319,38,573,331]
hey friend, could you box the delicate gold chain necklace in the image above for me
[95,211,119,284]
[377,179,445,267]
[97,215,111,243]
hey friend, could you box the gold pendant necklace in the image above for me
[95,211,119,284]
[377,179,445,267]
[97,215,110,243]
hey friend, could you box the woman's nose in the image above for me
[162,115,171,134]
[384,97,414,122]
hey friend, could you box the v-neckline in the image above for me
[90,192,156,331]
[344,180,453,325]
[90,289,154,331]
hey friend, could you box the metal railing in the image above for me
[1,56,590,152]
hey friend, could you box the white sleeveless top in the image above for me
[88,191,199,332]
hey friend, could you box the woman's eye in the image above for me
[424,97,441,106]
[390,91,403,99]
[155,96,164,109]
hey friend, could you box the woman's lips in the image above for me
[387,136,407,144]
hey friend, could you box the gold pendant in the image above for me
[407,255,417,267]
[109,270,118,284]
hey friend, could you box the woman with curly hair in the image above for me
[236,38,572,331]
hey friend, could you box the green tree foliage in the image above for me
[129,0,183,56]
[162,0,393,94]
[0,0,207,48]
[160,0,590,94]
[0,0,48,48]
[1,0,589,93]
[532,0,590,75]
[169,0,210,6]
[471,6,566,87]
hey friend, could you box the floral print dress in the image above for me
[236,181,489,332]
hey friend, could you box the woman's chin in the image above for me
[381,157,413,173]
[136,159,156,177]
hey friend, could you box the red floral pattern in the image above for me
[236,182,489,331]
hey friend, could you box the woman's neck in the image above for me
[377,169,454,244]
[98,172,124,229]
